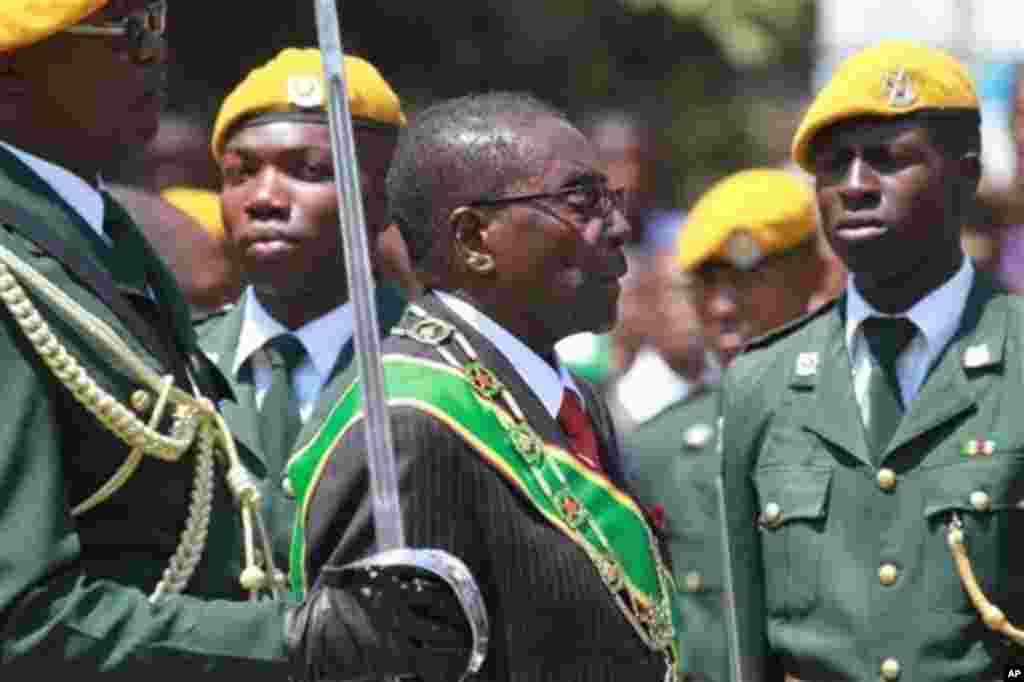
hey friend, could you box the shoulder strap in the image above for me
[0,198,192,390]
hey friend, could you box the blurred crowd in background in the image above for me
[105,0,1024,434]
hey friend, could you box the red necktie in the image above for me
[557,389,604,473]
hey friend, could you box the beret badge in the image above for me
[881,68,917,109]
[286,75,325,109]
[724,229,762,270]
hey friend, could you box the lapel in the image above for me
[0,149,214,399]
[293,281,409,450]
[115,200,198,358]
[790,297,874,467]
[414,292,575,453]
[0,148,156,360]
[198,301,266,467]
[886,273,1006,459]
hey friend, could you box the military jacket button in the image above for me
[970,490,991,511]
[683,571,703,593]
[282,477,296,498]
[130,389,152,413]
[877,468,897,491]
[762,502,782,527]
[880,657,900,679]
[878,563,898,586]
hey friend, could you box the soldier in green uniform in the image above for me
[196,47,407,581]
[0,3,473,679]
[722,41,1024,681]
[625,168,827,682]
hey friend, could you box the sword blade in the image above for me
[716,472,744,682]
[313,0,405,551]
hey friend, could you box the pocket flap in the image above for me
[754,466,832,526]
[922,457,1024,519]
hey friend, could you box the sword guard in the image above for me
[327,548,489,680]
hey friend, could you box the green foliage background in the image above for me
[167,1,814,208]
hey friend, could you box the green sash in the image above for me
[286,353,681,664]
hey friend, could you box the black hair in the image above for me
[910,108,982,159]
[385,91,570,265]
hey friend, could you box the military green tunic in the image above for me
[0,147,291,678]
[722,272,1024,681]
[195,283,407,579]
[626,387,729,682]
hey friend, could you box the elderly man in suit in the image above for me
[288,91,683,682]
[722,41,1024,681]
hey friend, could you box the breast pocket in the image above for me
[922,455,1024,614]
[754,466,832,617]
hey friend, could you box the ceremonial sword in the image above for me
[312,3,489,675]
[716,471,744,682]
[313,0,403,552]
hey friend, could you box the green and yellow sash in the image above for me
[286,353,680,668]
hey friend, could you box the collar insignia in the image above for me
[795,351,819,377]
[963,343,991,369]
[683,423,713,450]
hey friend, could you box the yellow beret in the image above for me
[677,169,817,271]
[1,0,107,53]
[792,41,978,172]
[211,48,404,161]
[161,186,224,240]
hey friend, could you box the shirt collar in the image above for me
[0,141,105,241]
[233,286,354,380]
[845,255,975,356]
[436,291,582,419]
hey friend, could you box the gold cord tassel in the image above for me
[0,243,284,602]
[946,512,1024,646]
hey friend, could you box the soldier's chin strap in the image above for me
[0,240,284,602]
[946,512,1024,646]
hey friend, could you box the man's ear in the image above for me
[450,207,495,274]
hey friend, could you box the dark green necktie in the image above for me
[259,333,307,565]
[862,316,917,458]
[260,333,307,462]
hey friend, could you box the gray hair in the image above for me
[385,91,570,264]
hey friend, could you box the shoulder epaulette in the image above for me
[743,297,838,353]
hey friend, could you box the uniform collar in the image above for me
[233,286,354,381]
[436,291,582,419]
[0,141,106,244]
[845,255,974,361]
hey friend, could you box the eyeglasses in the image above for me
[64,1,167,40]
[468,183,628,224]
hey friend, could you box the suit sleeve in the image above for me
[306,405,487,587]
[0,255,290,676]
[719,365,782,682]
[303,406,497,677]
